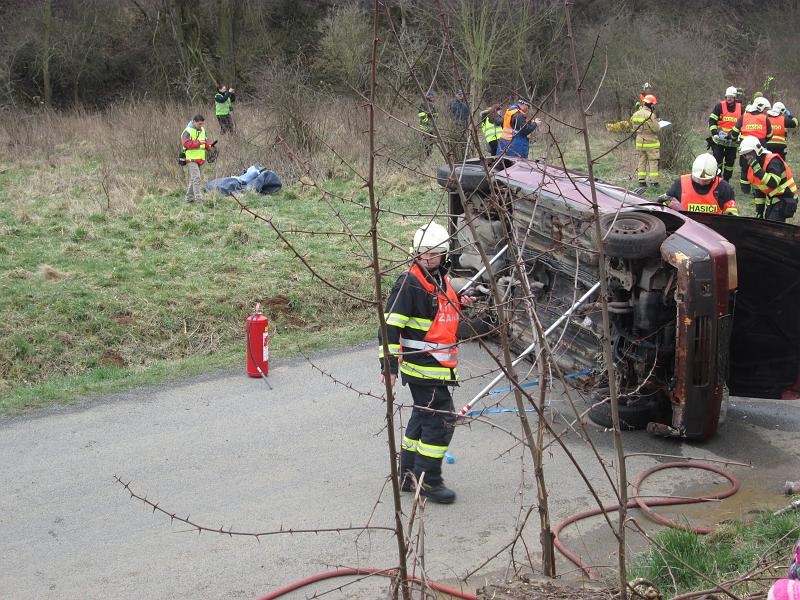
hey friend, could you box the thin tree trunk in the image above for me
[41,0,53,106]
[368,1,411,598]
[563,2,628,597]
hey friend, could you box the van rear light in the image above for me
[719,240,737,290]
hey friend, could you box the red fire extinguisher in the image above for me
[245,303,269,380]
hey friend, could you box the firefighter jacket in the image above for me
[379,263,461,386]
[665,175,738,215]
[709,100,742,135]
[746,153,798,202]
[181,125,208,164]
[767,114,798,148]
[630,107,660,149]
[732,111,771,143]
[214,91,236,116]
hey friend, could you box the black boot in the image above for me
[419,483,456,504]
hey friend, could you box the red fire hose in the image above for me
[254,568,477,600]
[255,462,737,598]
[554,461,740,577]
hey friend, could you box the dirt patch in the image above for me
[100,350,126,367]
[477,579,617,600]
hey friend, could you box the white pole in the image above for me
[458,281,601,416]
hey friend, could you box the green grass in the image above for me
[629,508,800,596]
[0,162,437,412]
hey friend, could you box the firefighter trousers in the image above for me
[400,383,456,487]
[711,142,737,181]
[636,148,659,184]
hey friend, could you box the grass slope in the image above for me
[0,162,435,412]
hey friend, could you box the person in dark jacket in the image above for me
[449,89,469,129]
[418,90,438,156]
[379,222,475,504]
[214,84,236,134]
[708,86,743,182]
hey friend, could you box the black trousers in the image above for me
[400,383,456,487]
[217,114,234,134]
[487,140,498,157]
[711,142,736,181]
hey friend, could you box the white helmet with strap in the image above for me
[725,86,737,98]
[691,153,719,184]
[411,222,449,256]
[738,136,764,156]
[753,97,771,112]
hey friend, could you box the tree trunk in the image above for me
[216,0,236,84]
[41,0,53,106]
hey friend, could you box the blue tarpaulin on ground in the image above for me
[205,163,282,196]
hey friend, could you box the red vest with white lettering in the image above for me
[719,101,742,133]
[406,263,460,367]
[768,115,787,145]
[741,112,768,140]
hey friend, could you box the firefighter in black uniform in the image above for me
[739,136,799,222]
[379,223,474,504]
[708,86,743,182]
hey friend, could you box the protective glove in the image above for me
[657,194,676,206]
[785,110,793,120]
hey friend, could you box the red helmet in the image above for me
[643,94,657,106]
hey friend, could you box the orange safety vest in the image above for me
[405,264,460,367]
[501,108,523,141]
[747,153,799,198]
[741,112,768,139]
[718,101,742,133]
[680,175,722,213]
[768,115,787,145]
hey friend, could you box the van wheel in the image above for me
[587,394,654,430]
[600,212,666,259]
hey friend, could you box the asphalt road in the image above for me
[2,342,798,599]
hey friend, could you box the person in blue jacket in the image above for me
[497,99,542,158]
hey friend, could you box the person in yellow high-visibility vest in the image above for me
[214,85,236,134]
[630,94,661,187]
[479,103,503,156]
[181,114,213,203]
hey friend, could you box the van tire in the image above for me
[436,164,492,194]
[600,212,666,259]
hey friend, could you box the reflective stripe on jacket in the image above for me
[631,107,660,149]
[215,95,232,116]
[747,153,798,198]
[719,101,742,133]
[679,175,737,214]
[401,263,459,369]
[500,108,521,141]
[182,126,206,162]
[482,115,502,143]
[768,115,787,145]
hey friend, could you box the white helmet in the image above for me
[725,86,738,98]
[691,153,719,184]
[753,97,771,112]
[773,101,786,114]
[411,222,449,256]
[738,136,764,156]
